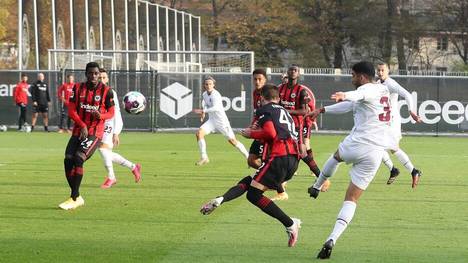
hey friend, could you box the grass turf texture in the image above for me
[0,132,467,262]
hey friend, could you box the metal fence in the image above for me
[1,70,468,136]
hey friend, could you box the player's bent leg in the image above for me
[247,154,261,169]
[246,185,298,246]
[196,128,209,165]
[228,138,249,159]
[200,176,252,215]
[99,146,117,188]
[272,182,289,201]
[309,153,341,198]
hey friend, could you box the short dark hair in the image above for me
[66,74,73,78]
[261,84,279,100]
[352,61,375,79]
[252,68,267,78]
[85,62,100,73]
[21,73,27,78]
[203,76,216,85]
[99,68,107,73]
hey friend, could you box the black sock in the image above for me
[71,167,83,200]
[44,126,48,131]
[222,176,252,203]
[64,158,74,189]
[302,155,321,177]
[246,186,293,227]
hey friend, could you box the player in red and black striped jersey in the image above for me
[278,65,322,179]
[58,62,115,210]
[200,84,302,247]
[248,69,267,169]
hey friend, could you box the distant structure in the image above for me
[16,0,201,71]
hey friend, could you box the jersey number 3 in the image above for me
[379,96,391,122]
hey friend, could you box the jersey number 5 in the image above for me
[379,96,391,122]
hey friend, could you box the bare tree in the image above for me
[433,0,468,65]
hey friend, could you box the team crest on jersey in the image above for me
[291,93,296,98]
[94,95,101,101]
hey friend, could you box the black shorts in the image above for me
[65,135,101,160]
[303,124,312,140]
[253,155,299,190]
[249,140,264,156]
[34,104,48,113]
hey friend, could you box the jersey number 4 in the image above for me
[379,96,391,122]
[279,109,298,139]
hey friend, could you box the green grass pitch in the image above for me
[0,132,467,262]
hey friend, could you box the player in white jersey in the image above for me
[306,62,399,259]
[97,69,141,188]
[377,63,422,186]
[193,76,249,165]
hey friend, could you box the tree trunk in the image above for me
[383,0,394,64]
[333,0,344,68]
[211,0,219,51]
[394,0,406,70]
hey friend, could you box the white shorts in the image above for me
[101,125,114,148]
[338,140,385,190]
[200,119,235,140]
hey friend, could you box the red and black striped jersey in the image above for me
[251,89,262,124]
[251,102,299,159]
[68,82,115,139]
[278,83,309,128]
[303,86,317,126]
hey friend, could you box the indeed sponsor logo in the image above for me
[221,90,246,112]
[400,92,468,125]
[80,103,99,111]
[280,100,295,107]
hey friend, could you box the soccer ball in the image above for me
[123,91,146,114]
[0,125,7,132]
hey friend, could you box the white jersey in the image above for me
[379,77,415,134]
[202,89,230,126]
[324,83,396,149]
[104,90,123,135]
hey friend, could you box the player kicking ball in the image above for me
[200,84,301,247]
[307,62,402,259]
[98,68,141,188]
[193,76,249,165]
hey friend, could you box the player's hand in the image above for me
[250,121,260,130]
[331,92,346,102]
[200,112,205,122]
[113,134,120,147]
[91,110,101,119]
[308,108,322,120]
[410,111,421,123]
[79,126,88,140]
[240,128,252,138]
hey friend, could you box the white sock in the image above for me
[99,148,116,180]
[111,152,135,170]
[214,196,224,205]
[234,141,249,158]
[394,149,414,172]
[313,155,340,189]
[198,139,208,159]
[327,201,357,244]
[381,151,393,170]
